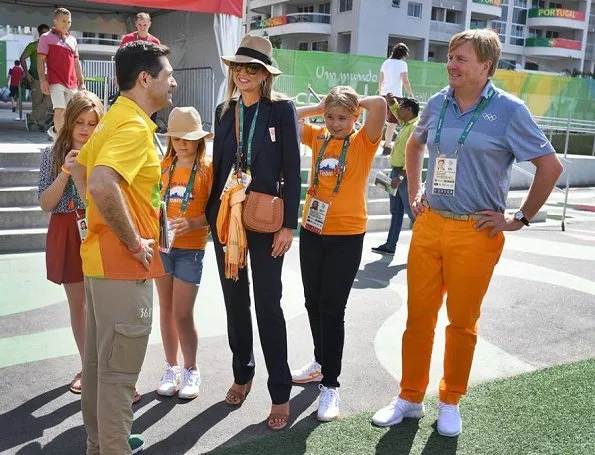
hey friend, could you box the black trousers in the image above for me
[211,226,292,404]
[299,228,364,388]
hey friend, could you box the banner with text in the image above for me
[271,49,595,121]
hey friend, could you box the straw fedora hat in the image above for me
[221,34,282,75]
[163,107,213,140]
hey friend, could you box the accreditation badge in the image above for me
[76,216,88,242]
[432,156,457,196]
[220,168,252,199]
[303,198,330,234]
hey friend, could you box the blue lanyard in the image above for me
[309,133,352,197]
[435,87,495,155]
[238,98,260,172]
[163,156,199,215]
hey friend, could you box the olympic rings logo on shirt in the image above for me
[482,113,497,121]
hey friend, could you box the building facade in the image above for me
[246,0,595,74]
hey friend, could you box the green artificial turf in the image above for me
[208,359,595,455]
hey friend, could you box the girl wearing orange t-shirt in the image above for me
[155,107,213,400]
[291,86,386,421]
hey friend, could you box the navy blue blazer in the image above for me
[206,97,301,230]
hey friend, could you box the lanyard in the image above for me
[163,156,199,215]
[236,98,260,173]
[310,133,352,197]
[434,87,495,155]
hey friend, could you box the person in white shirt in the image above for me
[379,43,414,155]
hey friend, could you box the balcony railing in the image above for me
[527,8,585,21]
[250,13,331,31]
[525,37,582,51]
[78,37,121,46]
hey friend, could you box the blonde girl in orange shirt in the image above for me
[290,86,386,421]
[155,107,213,400]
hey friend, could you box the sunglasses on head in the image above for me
[230,62,263,75]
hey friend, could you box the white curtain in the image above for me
[213,13,242,108]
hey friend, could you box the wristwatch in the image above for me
[514,210,530,227]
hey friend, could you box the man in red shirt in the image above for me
[38,8,86,134]
[8,60,24,112]
[120,12,161,48]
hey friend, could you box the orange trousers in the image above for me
[399,209,504,404]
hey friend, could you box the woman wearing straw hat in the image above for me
[205,34,301,431]
[155,107,213,401]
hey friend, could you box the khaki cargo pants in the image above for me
[81,277,153,455]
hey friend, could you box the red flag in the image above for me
[88,0,242,17]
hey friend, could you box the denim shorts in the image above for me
[159,248,205,285]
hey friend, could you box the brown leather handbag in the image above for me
[242,191,284,233]
[234,100,284,233]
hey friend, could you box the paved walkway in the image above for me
[1,105,595,454]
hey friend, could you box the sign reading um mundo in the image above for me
[528,8,585,20]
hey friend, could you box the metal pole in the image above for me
[560,110,572,232]
[591,134,595,156]
[17,84,24,120]
[103,77,109,112]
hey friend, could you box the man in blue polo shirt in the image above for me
[372,29,563,437]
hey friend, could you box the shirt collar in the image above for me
[114,96,157,133]
[401,116,418,127]
[447,79,495,102]
[51,28,69,38]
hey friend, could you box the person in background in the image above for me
[8,60,24,113]
[38,8,85,134]
[205,34,301,432]
[371,95,419,256]
[120,12,161,47]
[372,29,563,437]
[155,107,213,401]
[379,43,414,155]
[291,86,386,422]
[20,23,53,131]
[38,91,103,395]
[71,41,175,455]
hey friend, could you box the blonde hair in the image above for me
[136,12,151,21]
[449,29,501,77]
[54,7,70,17]
[220,66,286,119]
[163,138,208,176]
[51,91,103,179]
[324,86,360,117]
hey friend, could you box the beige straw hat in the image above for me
[163,107,213,140]
[221,34,282,75]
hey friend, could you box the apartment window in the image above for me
[298,42,309,51]
[537,0,546,7]
[513,0,527,7]
[431,7,443,21]
[445,10,457,23]
[319,2,330,14]
[470,19,487,29]
[392,0,401,7]
[498,59,516,70]
[501,0,508,21]
[510,24,525,45]
[528,27,542,38]
[492,21,507,43]
[408,2,422,18]
[339,0,353,12]
[311,40,329,51]
[549,2,562,8]
[545,30,559,38]
[298,5,314,13]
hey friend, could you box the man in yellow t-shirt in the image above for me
[372,95,419,256]
[71,41,176,455]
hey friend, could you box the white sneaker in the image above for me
[437,402,462,437]
[372,397,425,427]
[156,363,181,396]
[317,384,340,422]
[291,360,323,383]
[178,367,201,400]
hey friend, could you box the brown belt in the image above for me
[422,200,482,221]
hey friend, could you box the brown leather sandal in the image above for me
[224,379,253,406]
[69,372,82,394]
[267,412,289,431]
